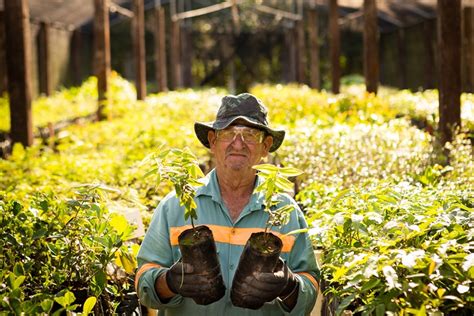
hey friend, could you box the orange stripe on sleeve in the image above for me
[297,272,319,291]
[135,263,162,292]
[169,225,296,253]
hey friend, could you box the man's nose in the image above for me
[231,133,246,147]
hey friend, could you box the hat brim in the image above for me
[194,116,285,152]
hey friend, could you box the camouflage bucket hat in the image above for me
[194,93,285,152]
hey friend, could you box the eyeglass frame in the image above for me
[215,125,266,144]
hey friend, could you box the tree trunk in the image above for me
[38,22,51,96]
[463,7,474,93]
[0,11,6,94]
[4,0,33,147]
[296,19,306,84]
[133,0,146,100]
[308,8,320,90]
[154,6,168,92]
[329,0,340,93]
[363,0,379,94]
[437,0,461,147]
[94,0,111,120]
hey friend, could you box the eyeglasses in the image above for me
[216,125,265,144]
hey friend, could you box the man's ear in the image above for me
[262,135,273,153]
[208,130,216,150]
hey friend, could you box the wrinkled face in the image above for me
[208,122,273,174]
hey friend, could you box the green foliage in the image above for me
[1,74,472,314]
[0,186,135,314]
[253,164,303,231]
[141,148,205,227]
[0,72,137,133]
[300,179,474,315]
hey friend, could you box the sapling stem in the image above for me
[252,164,303,246]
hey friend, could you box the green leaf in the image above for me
[13,275,25,289]
[253,163,278,174]
[82,296,97,315]
[32,227,48,239]
[13,263,25,276]
[360,278,381,293]
[275,176,294,192]
[143,167,159,179]
[331,189,351,206]
[284,228,308,236]
[375,304,385,316]
[54,291,76,308]
[109,213,129,236]
[335,294,356,315]
[93,270,107,291]
[279,166,304,177]
[41,299,54,313]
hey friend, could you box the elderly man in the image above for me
[135,93,319,315]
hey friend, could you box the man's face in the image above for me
[208,123,273,173]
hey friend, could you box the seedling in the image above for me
[252,164,304,234]
[142,148,226,304]
[142,147,204,228]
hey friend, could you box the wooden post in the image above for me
[423,19,436,89]
[282,25,296,83]
[296,19,306,84]
[181,24,193,87]
[70,29,83,86]
[308,7,320,90]
[397,28,406,89]
[363,0,379,94]
[437,0,461,146]
[4,0,33,147]
[231,0,241,35]
[38,21,52,96]
[170,0,182,90]
[94,0,111,120]
[0,11,7,95]
[133,0,146,100]
[154,5,168,92]
[219,33,235,94]
[170,19,182,89]
[329,0,340,93]
[463,7,474,92]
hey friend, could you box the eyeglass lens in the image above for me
[217,126,263,144]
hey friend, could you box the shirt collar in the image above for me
[196,168,266,211]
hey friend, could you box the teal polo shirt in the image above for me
[136,169,320,315]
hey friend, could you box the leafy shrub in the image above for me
[299,177,473,315]
[0,186,137,314]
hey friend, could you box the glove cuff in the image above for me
[279,269,298,299]
[165,270,179,295]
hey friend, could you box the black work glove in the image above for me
[165,259,224,299]
[232,258,298,307]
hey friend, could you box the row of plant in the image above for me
[0,72,136,133]
[1,74,472,314]
[298,165,473,315]
[250,83,474,132]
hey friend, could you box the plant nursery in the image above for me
[0,0,473,315]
